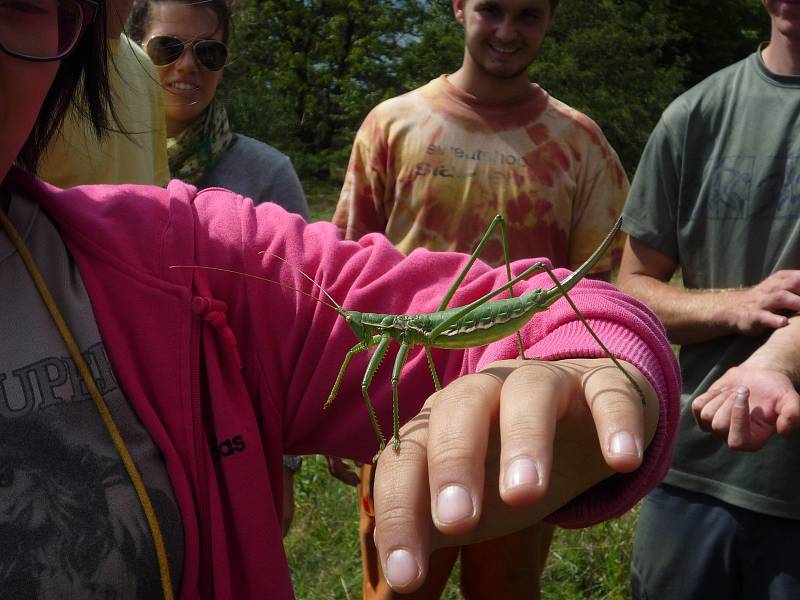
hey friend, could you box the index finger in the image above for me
[372,369,504,594]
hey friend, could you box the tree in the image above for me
[528,0,687,173]
[226,0,427,178]
[225,0,768,182]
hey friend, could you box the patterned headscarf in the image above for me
[167,98,234,185]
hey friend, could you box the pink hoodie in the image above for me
[10,169,680,599]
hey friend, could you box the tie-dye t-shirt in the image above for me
[333,75,628,270]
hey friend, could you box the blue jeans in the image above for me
[631,483,800,600]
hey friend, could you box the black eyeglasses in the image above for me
[0,0,97,61]
[145,35,228,71]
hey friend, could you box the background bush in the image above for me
[226,0,769,183]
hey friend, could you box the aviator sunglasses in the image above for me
[145,35,228,71]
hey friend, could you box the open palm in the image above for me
[692,365,800,451]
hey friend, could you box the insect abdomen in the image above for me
[419,295,543,349]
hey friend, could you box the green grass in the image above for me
[285,188,640,599]
[304,178,342,223]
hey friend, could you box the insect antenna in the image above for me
[169,264,343,314]
[260,252,344,312]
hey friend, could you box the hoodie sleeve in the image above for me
[191,188,681,528]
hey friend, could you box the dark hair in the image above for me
[16,4,115,174]
[127,0,231,45]
[17,0,116,174]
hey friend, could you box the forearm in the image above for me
[618,272,744,345]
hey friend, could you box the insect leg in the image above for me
[428,260,548,340]
[426,218,508,399]
[540,264,646,404]
[428,219,623,342]
[424,346,442,392]
[435,215,524,358]
[325,335,381,409]
[363,333,393,454]
[390,340,413,452]
[494,215,527,359]
[437,214,505,311]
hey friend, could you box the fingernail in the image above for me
[734,388,748,407]
[504,457,541,491]
[609,431,641,458]
[436,484,474,525]
[385,548,420,589]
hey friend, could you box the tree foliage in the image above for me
[225,0,769,181]
[226,0,427,177]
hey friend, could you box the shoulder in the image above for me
[542,94,617,157]
[360,79,440,127]
[546,96,606,140]
[23,171,245,273]
[660,56,750,129]
[211,134,298,184]
[224,134,291,167]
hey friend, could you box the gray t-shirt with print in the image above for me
[0,189,184,597]
[623,47,800,519]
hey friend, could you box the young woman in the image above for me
[0,2,680,598]
[129,0,309,218]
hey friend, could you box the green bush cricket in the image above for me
[176,215,643,457]
[281,215,643,456]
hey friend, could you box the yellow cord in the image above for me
[0,204,174,600]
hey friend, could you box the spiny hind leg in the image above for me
[437,214,526,358]
[437,214,505,310]
[540,264,646,404]
[495,215,527,359]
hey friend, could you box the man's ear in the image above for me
[453,0,465,25]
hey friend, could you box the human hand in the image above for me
[372,358,657,593]
[692,365,800,451]
[727,270,800,335]
[325,455,361,487]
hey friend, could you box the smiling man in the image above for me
[332,0,629,598]
[618,1,800,598]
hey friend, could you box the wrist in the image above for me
[716,288,747,333]
[743,352,800,387]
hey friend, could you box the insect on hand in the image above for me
[174,216,643,459]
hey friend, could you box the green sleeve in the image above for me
[622,110,684,261]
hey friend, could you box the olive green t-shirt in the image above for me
[623,47,800,519]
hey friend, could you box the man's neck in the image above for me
[762,32,800,76]
[448,62,532,103]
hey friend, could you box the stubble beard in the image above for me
[466,43,534,81]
